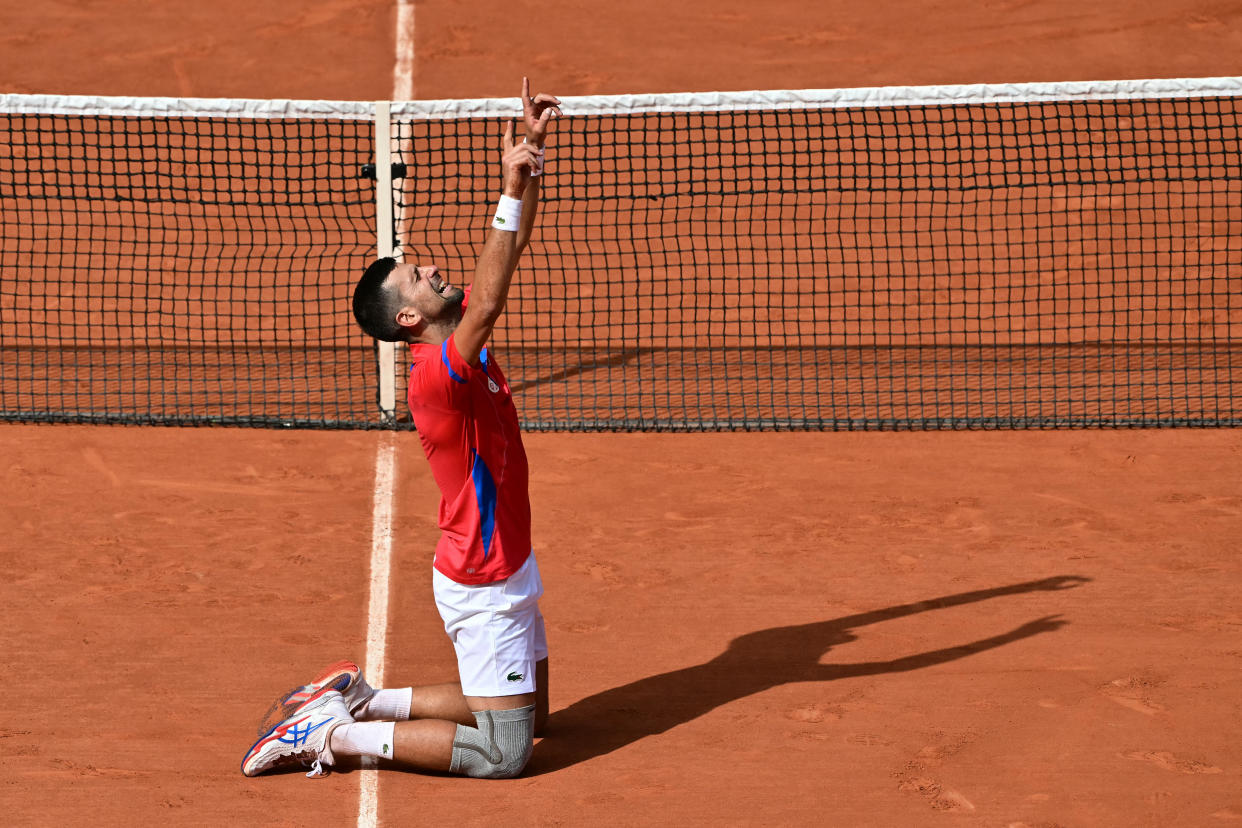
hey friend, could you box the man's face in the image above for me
[386,262,465,329]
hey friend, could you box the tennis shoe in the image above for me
[257,660,375,737]
[242,690,352,778]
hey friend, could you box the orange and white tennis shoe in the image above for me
[257,660,375,737]
[285,660,375,713]
[241,690,352,778]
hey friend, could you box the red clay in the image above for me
[1,2,1241,826]
[2,427,1240,824]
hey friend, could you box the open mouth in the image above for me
[429,273,454,296]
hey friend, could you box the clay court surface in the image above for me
[3,1,1242,826]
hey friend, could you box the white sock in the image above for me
[357,688,413,721]
[329,721,397,761]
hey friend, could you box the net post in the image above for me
[373,100,397,422]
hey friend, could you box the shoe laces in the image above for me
[305,758,330,779]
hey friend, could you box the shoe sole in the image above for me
[242,706,335,777]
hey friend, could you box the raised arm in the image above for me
[453,78,561,367]
[512,77,561,262]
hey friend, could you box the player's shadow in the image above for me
[527,574,1089,775]
[509,347,650,395]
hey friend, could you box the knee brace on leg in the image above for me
[450,704,535,779]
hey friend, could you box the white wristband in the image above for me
[491,194,522,232]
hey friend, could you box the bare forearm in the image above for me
[513,174,541,261]
[451,79,558,364]
[514,80,557,259]
[471,224,521,320]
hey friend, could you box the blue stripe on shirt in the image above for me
[441,341,467,384]
[471,449,498,560]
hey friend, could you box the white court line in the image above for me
[393,0,416,102]
[359,3,415,824]
[359,432,396,828]
[391,0,416,260]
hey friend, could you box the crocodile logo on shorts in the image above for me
[506,671,524,682]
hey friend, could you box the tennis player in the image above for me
[242,77,560,780]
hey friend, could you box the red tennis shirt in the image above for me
[406,322,532,585]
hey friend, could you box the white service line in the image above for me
[393,0,416,101]
[365,432,397,690]
[359,431,396,828]
[391,0,416,260]
[359,3,416,823]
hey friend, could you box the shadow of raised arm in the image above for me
[813,614,1067,680]
[528,576,1087,775]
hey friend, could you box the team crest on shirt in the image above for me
[488,378,500,393]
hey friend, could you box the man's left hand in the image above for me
[522,76,561,147]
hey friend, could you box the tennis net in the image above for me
[2,78,1239,429]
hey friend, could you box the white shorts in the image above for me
[432,553,548,697]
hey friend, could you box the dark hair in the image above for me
[352,257,405,342]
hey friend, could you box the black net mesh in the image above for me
[1,91,1239,430]
[0,110,378,427]
[393,95,1240,429]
